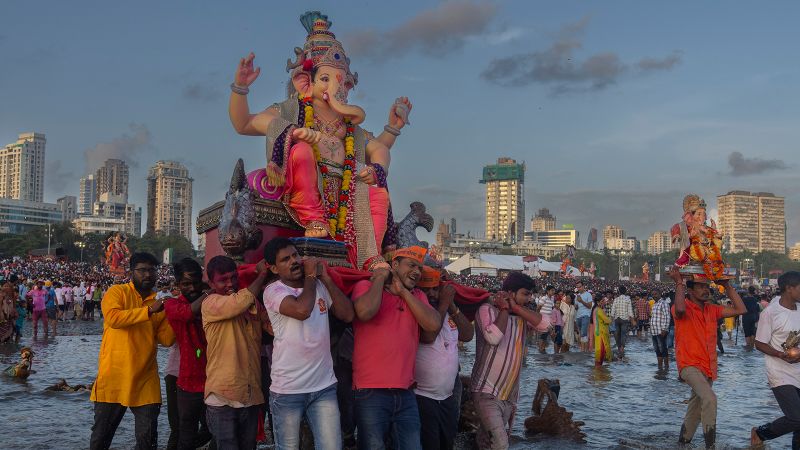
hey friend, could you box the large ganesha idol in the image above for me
[670,194,732,281]
[228,11,412,270]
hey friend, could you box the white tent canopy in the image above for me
[445,253,563,275]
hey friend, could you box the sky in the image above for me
[2,1,799,247]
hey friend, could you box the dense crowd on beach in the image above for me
[2,252,798,450]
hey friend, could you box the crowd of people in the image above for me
[4,249,800,450]
[0,259,174,342]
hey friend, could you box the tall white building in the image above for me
[56,196,78,223]
[717,191,786,253]
[481,157,525,243]
[790,243,800,262]
[78,174,97,215]
[93,193,142,237]
[603,225,625,249]
[96,159,129,201]
[147,161,193,241]
[647,230,674,255]
[0,132,46,202]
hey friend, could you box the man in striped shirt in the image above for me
[611,286,634,357]
[650,292,671,371]
[470,272,550,450]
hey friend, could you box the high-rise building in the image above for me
[531,208,556,232]
[56,196,78,223]
[93,193,142,237]
[435,220,451,248]
[0,132,46,202]
[146,160,193,240]
[717,191,786,253]
[96,159,129,201]
[586,227,598,251]
[790,243,800,262]
[603,225,625,249]
[523,229,579,247]
[78,174,97,215]
[648,230,674,255]
[606,236,637,252]
[481,157,525,243]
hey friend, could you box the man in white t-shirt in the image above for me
[262,237,355,450]
[414,267,474,450]
[54,283,65,321]
[751,271,800,447]
[63,283,74,320]
[536,286,556,353]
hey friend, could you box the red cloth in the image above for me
[325,268,490,321]
[442,280,490,322]
[236,263,260,289]
[164,295,208,393]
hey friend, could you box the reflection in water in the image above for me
[589,366,612,383]
[0,321,792,449]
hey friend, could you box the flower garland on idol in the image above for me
[300,95,354,240]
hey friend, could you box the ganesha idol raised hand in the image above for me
[228,11,412,270]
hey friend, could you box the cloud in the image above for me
[637,51,683,72]
[45,161,77,199]
[182,82,222,103]
[481,17,682,94]
[727,151,789,176]
[83,123,154,171]
[344,1,498,63]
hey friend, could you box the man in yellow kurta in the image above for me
[90,252,175,450]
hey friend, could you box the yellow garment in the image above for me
[202,289,265,407]
[724,316,735,332]
[90,282,175,407]
[594,307,612,363]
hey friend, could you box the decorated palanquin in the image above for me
[670,194,734,281]
[200,11,412,269]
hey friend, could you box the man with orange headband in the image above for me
[415,266,474,450]
[351,246,442,450]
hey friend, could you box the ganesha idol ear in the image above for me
[292,72,312,97]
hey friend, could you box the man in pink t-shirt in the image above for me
[351,246,442,450]
[26,281,48,338]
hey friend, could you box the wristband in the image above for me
[230,83,249,95]
[383,124,401,136]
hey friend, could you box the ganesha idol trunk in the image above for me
[196,159,351,267]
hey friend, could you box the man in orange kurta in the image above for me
[90,253,175,450]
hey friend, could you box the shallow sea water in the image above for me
[0,320,790,449]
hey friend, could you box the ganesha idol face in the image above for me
[293,65,365,125]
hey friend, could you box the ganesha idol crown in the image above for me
[287,11,357,87]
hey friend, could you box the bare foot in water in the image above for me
[750,427,764,447]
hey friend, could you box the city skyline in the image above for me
[1,1,799,246]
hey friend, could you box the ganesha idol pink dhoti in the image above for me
[230,11,411,270]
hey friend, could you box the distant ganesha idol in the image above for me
[670,194,730,281]
[228,11,412,270]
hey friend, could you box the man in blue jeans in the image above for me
[351,247,442,450]
[574,281,593,352]
[263,238,355,449]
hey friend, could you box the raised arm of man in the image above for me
[719,279,747,318]
[353,269,391,322]
[320,262,354,323]
[388,272,441,333]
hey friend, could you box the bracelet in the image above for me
[383,124,401,137]
[230,83,249,95]
[451,308,461,318]
[306,274,318,279]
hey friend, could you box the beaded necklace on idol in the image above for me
[300,96,354,239]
